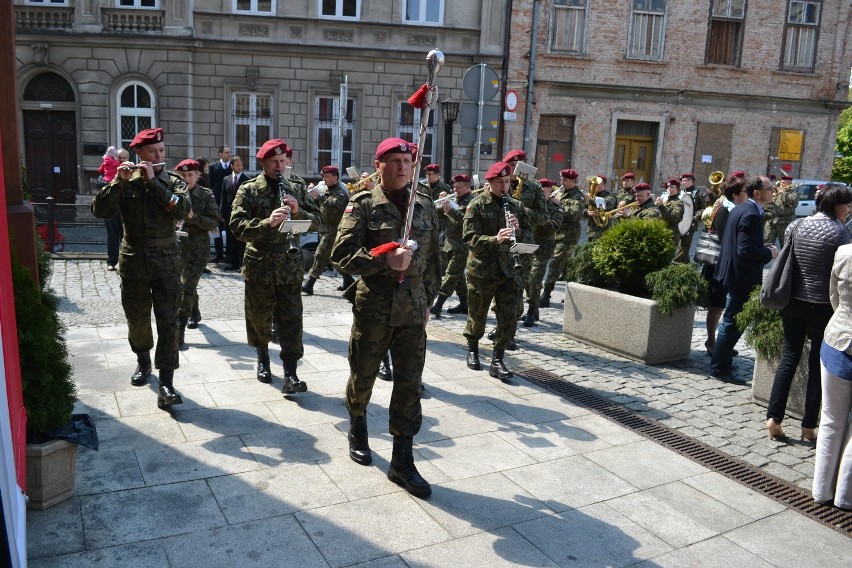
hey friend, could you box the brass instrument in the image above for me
[502,193,523,272]
[585,175,609,228]
[277,171,301,255]
[512,178,523,199]
[119,161,166,171]
[709,171,725,188]
[598,201,639,222]
[346,171,380,193]
[433,195,456,207]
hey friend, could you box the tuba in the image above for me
[709,171,724,191]
[586,175,609,228]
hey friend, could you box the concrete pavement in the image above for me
[25,261,851,567]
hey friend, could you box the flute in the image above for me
[119,162,167,171]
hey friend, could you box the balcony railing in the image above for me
[15,6,74,31]
[101,8,164,33]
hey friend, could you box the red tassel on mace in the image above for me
[370,241,400,257]
[407,84,430,109]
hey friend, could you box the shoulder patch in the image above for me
[344,204,354,214]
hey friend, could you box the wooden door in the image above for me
[23,110,78,203]
[613,136,655,187]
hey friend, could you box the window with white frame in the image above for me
[551,0,587,54]
[314,96,356,174]
[320,0,359,19]
[783,0,820,71]
[117,82,155,156]
[706,0,747,66]
[627,0,667,60]
[25,1,70,5]
[232,93,273,171]
[118,0,159,7]
[403,0,443,25]
[233,0,274,14]
[397,102,434,171]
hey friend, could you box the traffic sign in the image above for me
[462,64,500,102]
[505,90,518,112]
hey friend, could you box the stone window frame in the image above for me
[232,0,276,15]
[117,0,160,7]
[231,91,274,172]
[550,0,588,55]
[318,0,360,20]
[625,0,668,62]
[402,0,444,26]
[24,0,70,5]
[312,94,357,175]
[396,100,435,171]
[782,0,821,72]
[115,80,156,156]
[705,0,747,67]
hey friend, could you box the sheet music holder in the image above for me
[510,242,539,255]
[278,220,313,234]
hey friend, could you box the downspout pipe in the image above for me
[522,0,540,153]
[497,0,512,155]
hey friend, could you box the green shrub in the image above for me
[12,242,75,438]
[735,286,783,360]
[590,219,675,296]
[645,263,708,316]
[564,242,611,288]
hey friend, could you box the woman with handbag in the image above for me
[766,183,852,441]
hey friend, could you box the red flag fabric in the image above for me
[369,241,400,257]
[407,84,430,109]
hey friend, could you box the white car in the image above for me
[792,179,837,218]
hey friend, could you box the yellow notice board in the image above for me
[778,130,803,161]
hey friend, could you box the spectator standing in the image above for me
[221,156,249,271]
[99,146,128,271]
[208,146,232,263]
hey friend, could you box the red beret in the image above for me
[599,175,607,184]
[129,127,163,149]
[321,165,339,176]
[451,174,471,184]
[780,175,793,181]
[667,178,681,188]
[538,178,556,188]
[560,168,578,180]
[175,159,200,172]
[375,137,417,160]
[256,139,289,161]
[425,163,440,173]
[730,170,746,179]
[681,173,695,180]
[634,182,652,192]
[285,147,293,158]
[767,174,777,181]
[621,172,635,180]
[485,161,512,181]
[503,149,526,162]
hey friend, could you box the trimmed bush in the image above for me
[591,219,675,296]
[735,286,784,360]
[564,242,611,288]
[645,263,708,316]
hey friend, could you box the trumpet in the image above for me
[119,162,166,171]
[347,171,380,193]
[585,176,609,228]
[598,201,639,222]
[433,195,456,206]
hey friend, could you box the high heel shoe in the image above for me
[767,418,787,441]
[704,339,714,357]
[800,428,817,443]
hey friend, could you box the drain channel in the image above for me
[518,367,852,538]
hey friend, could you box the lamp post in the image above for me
[441,99,460,184]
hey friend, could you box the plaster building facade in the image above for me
[13,0,508,201]
[506,0,852,189]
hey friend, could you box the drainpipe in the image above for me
[187,51,194,157]
[497,0,513,155]
[522,0,540,154]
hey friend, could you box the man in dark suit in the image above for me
[221,155,249,271]
[208,145,232,262]
[711,175,779,382]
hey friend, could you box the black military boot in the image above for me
[467,341,481,370]
[282,359,307,394]
[522,307,536,327]
[301,276,317,296]
[539,283,554,308]
[256,345,272,383]
[178,315,188,347]
[446,293,468,314]
[131,352,152,386]
[377,354,393,381]
[388,436,431,498]
[490,348,514,382]
[188,303,201,329]
[338,273,355,291]
[348,414,372,465]
[506,339,518,351]
[429,294,448,319]
[157,369,183,409]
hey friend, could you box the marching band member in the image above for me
[524,178,563,327]
[430,173,476,318]
[657,178,685,253]
[585,174,616,241]
[540,168,584,308]
[765,175,799,247]
[302,165,350,295]
[624,182,661,219]
[674,173,708,264]
[616,172,637,205]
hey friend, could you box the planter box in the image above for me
[26,439,77,510]
[751,345,810,420]
[563,282,695,365]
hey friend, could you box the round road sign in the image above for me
[505,90,518,112]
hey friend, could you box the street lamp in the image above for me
[441,99,460,183]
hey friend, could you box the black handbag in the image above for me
[693,232,721,266]
[760,220,801,310]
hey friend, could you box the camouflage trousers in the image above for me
[465,275,520,351]
[121,274,181,370]
[764,221,791,248]
[346,315,425,437]
[178,233,209,317]
[674,227,698,264]
[438,246,468,297]
[544,237,580,291]
[308,231,336,279]
[526,237,555,309]
[244,281,304,361]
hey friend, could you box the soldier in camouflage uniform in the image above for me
[540,168,585,307]
[764,175,799,247]
[627,183,662,220]
[330,138,441,499]
[524,178,563,326]
[230,139,321,394]
[302,165,350,295]
[657,178,686,254]
[463,161,533,382]
[616,172,637,205]
[90,128,190,409]
[429,173,476,318]
[423,164,452,272]
[174,159,220,347]
[585,174,617,241]
[674,173,708,264]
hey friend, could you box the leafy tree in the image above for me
[832,106,852,184]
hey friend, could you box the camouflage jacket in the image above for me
[555,186,585,243]
[660,195,685,234]
[428,180,452,201]
[316,182,350,233]
[634,199,662,220]
[511,177,548,230]
[330,185,441,326]
[585,190,617,238]
[463,191,533,282]
[534,197,564,241]
[229,173,321,285]
[438,191,475,251]
[772,188,799,223]
[183,184,220,235]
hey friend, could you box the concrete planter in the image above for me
[751,345,810,420]
[26,438,77,510]
[563,282,695,365]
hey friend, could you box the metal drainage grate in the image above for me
[518,367,852,538]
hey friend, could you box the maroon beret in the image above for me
[599,175,607,184]
[485,161,512,181]
[451,174,471,184]
[503,149,526,162]
[634,182,652,192]
[538,178,556,188]
[321,165,339,176]
[681,173,695,180]
[767,174,777,181]
[375,137,417,160]
[730,170,746,179]
[256,139,289,161]
[560,168,578,180]
[667,178,681,188]
[285,147,293,158]
[129,127,164,149]
[425,163,440,173]
[780,175,793,181]
[621,172,636,180]
[175,159,200,172]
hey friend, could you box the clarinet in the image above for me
[277,171,300,255]
[502,194,523,272]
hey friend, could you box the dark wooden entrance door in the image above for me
[23,110,78,203]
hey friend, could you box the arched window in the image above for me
[23,72,74,102]
[116,81,155,151]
